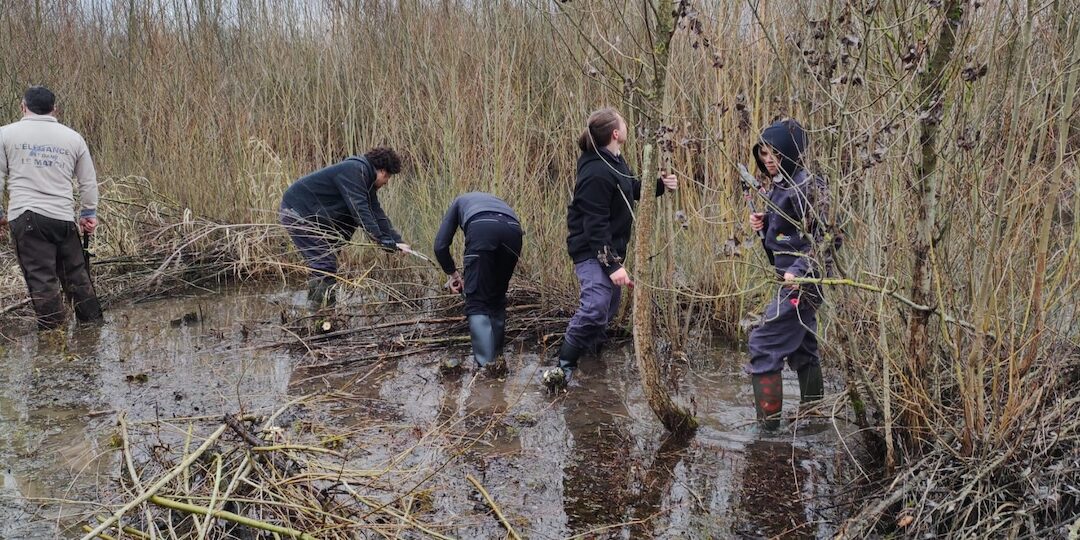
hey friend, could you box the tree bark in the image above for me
[903,0,965,447]
[630,0,696,439]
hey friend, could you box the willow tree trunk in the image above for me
[903,0,964,446]
[630,0,696,439]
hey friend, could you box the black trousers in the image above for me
[10,211,103,329]
[462,213,522,316]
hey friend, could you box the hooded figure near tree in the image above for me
[745,117,841,429]
[543,107,678,390]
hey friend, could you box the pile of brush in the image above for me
[80,394,519,540]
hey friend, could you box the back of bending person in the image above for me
[433,192,522,370]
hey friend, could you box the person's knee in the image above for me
[575,300,611,327]
[746,354,786,375]
[464,297,494,317]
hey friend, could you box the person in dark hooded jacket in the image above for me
[746,118,839,429]
[543,107,678,390]
[279,146,409,306]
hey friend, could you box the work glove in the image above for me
[379,238,400,252]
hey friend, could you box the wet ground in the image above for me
[0,286,863,539]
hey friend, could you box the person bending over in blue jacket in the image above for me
[279,147,409,306]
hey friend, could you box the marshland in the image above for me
[0,0,1077,538]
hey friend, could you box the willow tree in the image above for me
[903,0,966,445]
[553,0,696,438]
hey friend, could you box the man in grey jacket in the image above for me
[0,86,103,329]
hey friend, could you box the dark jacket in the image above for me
[753,119,839,277]
[433,192,520,274]
[566,147,664,274]
[280,156,401,243]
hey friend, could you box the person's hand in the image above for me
[379,238,399,252]
[396,243,411,252]
[661,173,678,191]
[609,267,634,288]
[79,217,98,235]
[749,212,765,232]
[0,216,7,229]
[783,271,799,290]
[446,271,464,294]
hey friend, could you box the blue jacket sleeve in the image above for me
[432,199,461,274]
[786,176,838,278]
[370,193,403,243]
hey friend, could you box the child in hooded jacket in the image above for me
[746,118,839,428]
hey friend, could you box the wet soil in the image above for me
[0,286,865,539]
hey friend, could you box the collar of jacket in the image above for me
[346,155,375,180]
[21,114,58,123]
[596,146,624,164]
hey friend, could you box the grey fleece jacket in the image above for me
[432,192,519,274]
[0,114,98,222]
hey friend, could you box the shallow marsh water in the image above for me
[0,286,863,539]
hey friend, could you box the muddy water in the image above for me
[0,287,860,539]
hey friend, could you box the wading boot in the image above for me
[482,311,509,378]
[751,372,783,430]
[468,314,496,368]
[491,310,507,354]
[74,297,104,324]
[307,276,337,308]
[797,363,824,410]
[543,341,582,392]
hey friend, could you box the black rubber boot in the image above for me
[307,276,337,308]
[797,364,824,405]
[491,310,507,354]
[543,340,582,392]
[73,296,104,324]
[751,372,783,430]
[468,314,496,368]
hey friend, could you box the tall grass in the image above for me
[2,0,1078,535]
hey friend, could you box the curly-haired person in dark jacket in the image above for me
[279,146,410,306]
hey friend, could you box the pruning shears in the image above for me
[737,163,765,240]
[737,163,775,266]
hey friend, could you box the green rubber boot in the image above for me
[491,310,507,354]
[468,314,496,368]
[797,364,824,406]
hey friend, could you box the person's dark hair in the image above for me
[577,107,622,153]
[365,146,402,174]
[24,86,56,115]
